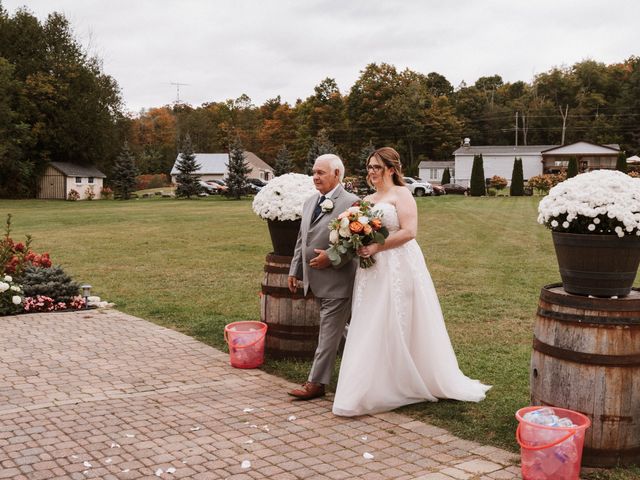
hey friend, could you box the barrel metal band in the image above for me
[264,265,291,274]
[261,285,316,300]
[537,307,640,325]
[265,323,319,339]
[533,338,640,366]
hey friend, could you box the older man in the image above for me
[287,154,359,400]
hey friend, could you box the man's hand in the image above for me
[288,275,299,293]
[309,249,331,269]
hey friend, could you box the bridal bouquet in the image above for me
[326,201,389,268]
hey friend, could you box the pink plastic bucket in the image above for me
[516,406,591,480]
[224,321,267,369]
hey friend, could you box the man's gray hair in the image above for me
[315,153,345,181]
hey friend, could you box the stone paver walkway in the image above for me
[0,310,521,479]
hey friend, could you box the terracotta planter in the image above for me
[552,231,640,297]
[267,219,301,257]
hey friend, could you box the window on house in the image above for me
[76,177,82,183]
[88,177,94,184]
[430,169,438,179]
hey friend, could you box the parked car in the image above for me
[441,183,470,195]
[431,184,446,196]
[198,180,219,195]
[208,179,228,193]
[403,177,434,197]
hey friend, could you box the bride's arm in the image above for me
[362,188,417,255]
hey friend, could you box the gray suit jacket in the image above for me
[289,185,359,299]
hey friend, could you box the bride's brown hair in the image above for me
[367,147,406,187]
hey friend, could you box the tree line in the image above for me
[1,5,639,198]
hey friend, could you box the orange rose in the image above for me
[363,224,372,235]
[370,218,382,230]
[349,221,364,233]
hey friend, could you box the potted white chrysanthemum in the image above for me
[537,169,640,297]
[252,173,316,256]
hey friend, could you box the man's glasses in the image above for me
[366,164,385,172]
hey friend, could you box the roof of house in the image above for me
[453,145,556,156]
[627,155,640,163]
[170,152,273,175]
[418,161,454,168]
[541,141,620,154]
[453,141,620,157]
[49,162,106,178]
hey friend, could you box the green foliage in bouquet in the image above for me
[21,265,80,303]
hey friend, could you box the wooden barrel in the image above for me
[260,253,320,359]
[531,283,640,467]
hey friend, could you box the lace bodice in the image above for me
[373,202,399,233]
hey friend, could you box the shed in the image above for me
[418,160,455,184]
[38,162,106,200]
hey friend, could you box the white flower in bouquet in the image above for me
[538,170,640,237]
[252,173,316,221]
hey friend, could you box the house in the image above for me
[626,155,640,164]
[452,140,620,187]
[37,162,106,200]
[541,142,620,174]
[170,152,274,184]
[418,161,455,185]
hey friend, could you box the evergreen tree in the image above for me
[510,158,524,196]
[357,141,376,194]
[566,156,578,178]
[305,129,337,174]
[274,145,293,176]
[469,154,486,196]
[441,167,451,185]
[111,142,138,200]
[225,137,250,199]
[175,134,202,199]
[616,151,627,173]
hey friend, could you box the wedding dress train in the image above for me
[332,203,491,416]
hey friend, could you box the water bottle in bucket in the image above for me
[224,321,267,368]
[516,406,591,480]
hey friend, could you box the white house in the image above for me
[418,161,454,185]
[37,162,106,200]
[170,152,274,184]
[453,140,620,187]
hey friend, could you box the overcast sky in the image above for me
[3,0,639,114]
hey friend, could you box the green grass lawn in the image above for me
[1,196,637,480]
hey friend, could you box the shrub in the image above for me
[1,214,52,277]
[566,157,578,178]
[22,294,85,312]
[470,154,486,196]
[489,175,508,190]
[528,173,567,194]
[85,185,95,200]
[100,186,114,199]
[68,189,80,201]
[135,174,170,190]
[616,151,627,173]
[0,274,24,315]
[510,158,524,196]
[20,265,80,303]
[441,168,451,185]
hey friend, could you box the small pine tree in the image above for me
[469,154,486,196]
[616,151,627,173]
[225,137,250,199]
[175,134,202,199]
[510,158,524,196]
[305,129,337,174]
[274,145,294,177]
[111,142,138,200]
[441,168,451,185]
[566,156,578,178]
[21,265,80,302]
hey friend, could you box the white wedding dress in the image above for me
[332,203,491,417]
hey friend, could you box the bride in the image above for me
[332,147,491,417]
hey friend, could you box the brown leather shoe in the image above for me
[288,382,325,400]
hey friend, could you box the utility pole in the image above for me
[169,82,190,104]
[559,104,569,145]
[515,111,518,147]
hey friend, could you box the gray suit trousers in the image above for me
[308,296,352,385]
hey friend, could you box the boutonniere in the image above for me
[320,198,334,213]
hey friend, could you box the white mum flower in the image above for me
[588,224,596,231]
[0,282,9,293]
[12,296,21,305]
[3,275,12,282]
[551,220,559,228]
[562,221,570,229]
